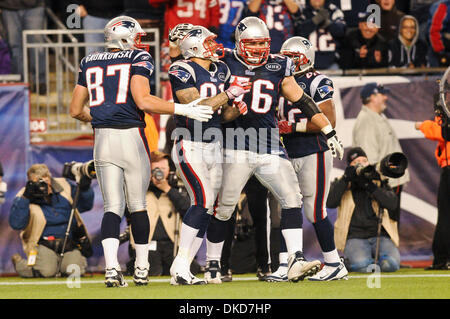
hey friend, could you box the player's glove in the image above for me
[169,23,194,46]
[322,125,344,160]
[174,98,213,122]
[278,120,295,135]
[225,77,252,100]
[233,100,248,115]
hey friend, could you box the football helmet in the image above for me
[235,17,271,66]
[280,36,315,75]
[179,26,224,62]
[104,16,149,51]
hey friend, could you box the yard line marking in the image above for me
[0,274,449,286]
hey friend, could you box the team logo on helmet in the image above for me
[185,29,203,39]
[237,22,247,32]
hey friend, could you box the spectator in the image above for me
[294,0,346,69]
[217,0,247,49]
[0,0,46,92]
[244,0,301,53]
[376,0,405,42]
[327,147,401,273]
[330,0,370,29]
[123,0,167,28]
[352,82,410,226]
[388,15,428,67]
[339,12,389,69]
[74,1,124,56]
[415,94,450,270]
[0,19,11,75]
[409,0,436,42]
[126,151,192,276]
[9,163,94,278]
[427,0,450,66]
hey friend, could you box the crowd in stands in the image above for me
[0,0,450,83]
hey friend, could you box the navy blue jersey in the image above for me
[218,0,247,49]
[77,49,154,128]
[169,59,231,143]
[222,49,294,156]
[278,70,333,158]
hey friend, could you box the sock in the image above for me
[189,236,205,263]
[280,208,303,255]
[323,250,341,264]
[281,228,303,256]
[102,238,120,270]
[313,217,340,263]
[177,205,209,261]
[206,239,225,261]
[134,244,149,269]
[279,252,288,265]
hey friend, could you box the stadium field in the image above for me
[0,269,449,299]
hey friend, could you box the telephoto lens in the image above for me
[152,168,165,181]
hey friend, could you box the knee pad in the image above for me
[101,212,121,240]
[183,205,209,229]
[130,210,150,244]
[280,208,303,230]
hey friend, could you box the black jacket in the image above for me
[339,27,389,69]
[327,175,398,239]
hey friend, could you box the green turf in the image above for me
[0,269,449,299]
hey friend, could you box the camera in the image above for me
[62,160,96,182]
[25,179,48,200]
[355,152,408,180]
[152,167,165,181]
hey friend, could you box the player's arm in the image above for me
[247,0,263,14]
[286,99,336,133]
[221,101,245,122]
[281,76,343,159]
[130,75,213,122]
[175,87,226,112]
[69,85,92,122]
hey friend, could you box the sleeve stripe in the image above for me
[310,75,327,98]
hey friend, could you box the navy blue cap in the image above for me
[358,11,370,23]
[360,82,390,100]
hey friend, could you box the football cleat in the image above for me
[287,251,321,282]
[221,269,233,282]
[265,264,288,282]
[204,260,222,284]
[133,267,149,286]
[256,265,272,281]
[308,262,349,281]
[105,268,128,288]
[170,257,193,285]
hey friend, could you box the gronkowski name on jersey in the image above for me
[221,48,295,156]
[278,70,333,158]
[169,59,231,143]
[77,49,154,128]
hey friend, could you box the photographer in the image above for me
[327,147,401,273]
[415,94,450,270]
[127,151,191,276]
[9,163,94,278]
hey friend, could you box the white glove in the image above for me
[169,23,194,46]
[174,98,213,122]
[322,125,344,160]
[225,77,252,100]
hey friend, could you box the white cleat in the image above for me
[287,251,321,282]
[308,262,349,281]
[105,268,128,288]
[133,267,149,286]
[170,257,192,285]
[265,264,288,282]
[204,260,222,284]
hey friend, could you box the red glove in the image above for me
[278,120,294,134]
[233,100,248,115]
[225,77,252,100]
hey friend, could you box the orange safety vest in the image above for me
[419,117,450,168]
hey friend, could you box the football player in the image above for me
[266,36,348,282]
[168,25,250,285]
[70,16,214,287]
[204,17,344,284]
